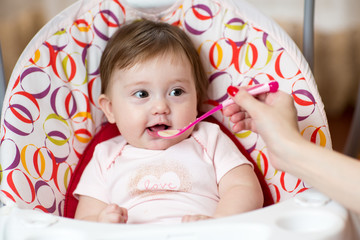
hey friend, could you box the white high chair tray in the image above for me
[0,189,353,240]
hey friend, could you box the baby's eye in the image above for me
[170,88,184,97]
[134,90,149,98]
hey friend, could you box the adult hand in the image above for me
[224,85,360,216]
[223,86,301,171]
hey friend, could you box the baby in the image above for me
[74,19,263,224]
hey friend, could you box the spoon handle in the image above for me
[157,81,279,139]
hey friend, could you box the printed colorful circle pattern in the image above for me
[0,0,331,216]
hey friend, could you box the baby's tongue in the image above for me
[149,124,167,132]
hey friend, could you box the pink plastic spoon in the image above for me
[157,81,279,139]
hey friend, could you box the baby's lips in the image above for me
[148,124,168,132]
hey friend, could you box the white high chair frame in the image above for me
[0,0,357,239]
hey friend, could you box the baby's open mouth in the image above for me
[147,124,170,132]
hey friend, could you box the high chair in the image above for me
[0,0,356,239]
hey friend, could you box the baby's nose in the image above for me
[151,99,170,115]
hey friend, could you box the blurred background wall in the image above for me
[248,0,360,153]
[0,0,76,82]
[250,0,360,116]
[0,0,359,151]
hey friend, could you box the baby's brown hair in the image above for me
[99,19,208,109]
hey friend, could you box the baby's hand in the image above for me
[98,204,128,223]
[182,215,212,223]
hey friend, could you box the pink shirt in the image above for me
[74,122,252,224]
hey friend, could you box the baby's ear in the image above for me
[98,94,116,123]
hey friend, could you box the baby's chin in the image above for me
[143,138,185,150]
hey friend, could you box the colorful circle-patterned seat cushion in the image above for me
[0,0,331,216]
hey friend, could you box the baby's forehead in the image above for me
[117,48,192,72]
[116,53,193,78]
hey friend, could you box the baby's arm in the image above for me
[75,195,128,223]
[213,164,263,217]
[182,164,263,222]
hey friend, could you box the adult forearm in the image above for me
[282,137,360,214]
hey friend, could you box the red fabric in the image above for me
[64,123,120,218]
[64,118,273,218]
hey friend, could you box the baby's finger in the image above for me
[106,204,120,213]
[107,212,127,223]
[120,208,128,222]
[106,204,128,223]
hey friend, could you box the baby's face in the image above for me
[99,54,198,150]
